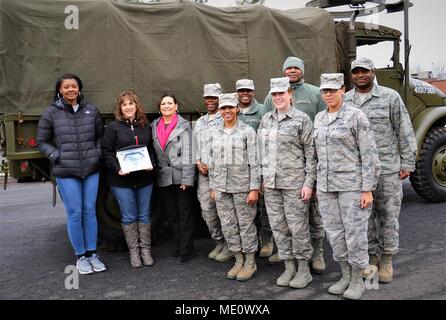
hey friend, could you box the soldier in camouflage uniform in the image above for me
[235,79,273,259]
[208,93,260,282]
[258,77,316,289]
[264,56,327,272]
[193,84,233,262]
[314,73,381,300]
[344,58,417,283]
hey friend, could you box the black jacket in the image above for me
[102,119,157,188]
[37,96,103,178]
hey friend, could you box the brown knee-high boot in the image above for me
[138,222,154,266]
[122,223,142,268]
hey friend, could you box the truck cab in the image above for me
[336,21,446,202]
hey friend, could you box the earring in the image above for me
[57,93,61,99]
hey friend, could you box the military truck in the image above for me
[1,0,445,245]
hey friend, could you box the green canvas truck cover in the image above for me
[0,0,337,114]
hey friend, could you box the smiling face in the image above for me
[204,96,219,114]
[219,105,238,123]
[237,89,255,107]
[159,96,178,118]
[284,66,303,83]
[120,98,137,121]
[351,67,375,92]
[272,90,292,112]
[59,79,79,105]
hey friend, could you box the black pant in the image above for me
[160,185,194,256]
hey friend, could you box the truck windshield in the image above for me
[357,40,395,69]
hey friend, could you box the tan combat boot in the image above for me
[328,261,351,295]
[122,223,142,268]
[343,268,365,300]
[214,242,234,262]
[236,252,257,281]
[138,222,154,266]
[362,254,379,278]
[227,252,244,280]
[208,240,224,260]
[268,252,281,264]
[259,234,274,258]
[311,238,325,274]
[379,254,393,283]
[276,259,296,287]
[289,259,313,289]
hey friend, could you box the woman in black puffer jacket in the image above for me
[101,91,157,268]
[37,73,106,275]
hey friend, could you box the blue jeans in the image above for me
[111,184,153,225]
[56,172,100,256]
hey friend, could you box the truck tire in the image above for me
[96,178,126,251]
[95,173,169,251]
[410,127,446,202]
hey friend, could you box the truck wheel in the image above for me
[410,127,446,202]
[96,179,126,251]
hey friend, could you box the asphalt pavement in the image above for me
[0,178,445,301]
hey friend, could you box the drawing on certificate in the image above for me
[116,146,153,173]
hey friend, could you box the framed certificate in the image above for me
[116,146,153,173]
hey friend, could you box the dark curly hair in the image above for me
[54,73,83,102]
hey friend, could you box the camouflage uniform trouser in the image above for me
[264,188,313,261]
[368,173,403,256]
[318,190,370,270]
[215,191,258,253]
[197,174,224,242]
[309,196,325,256]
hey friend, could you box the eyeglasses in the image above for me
[321,89,339,95]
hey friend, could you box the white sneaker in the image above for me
[88,254,106,272]
[76,256,94,275]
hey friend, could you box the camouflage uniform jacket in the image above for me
[258,107,316,189]
[344,84,417,174]
[313,103,381,192]
[208,120,260,193]
[193,112,223,166]
[237,99,267,131]
[264,81,326,122]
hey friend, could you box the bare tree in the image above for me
[235,0,266,4]
[411,62,424,75]
[432,62,446,77]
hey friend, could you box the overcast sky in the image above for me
[204,0,445,74]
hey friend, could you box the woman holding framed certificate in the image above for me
[102,91,157,268]
[152,94,196,264]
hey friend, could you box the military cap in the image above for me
[269,77,290,94]
[218,93,238,108]
[351,57,375,71]
[320,73,344,90]
[203,83,222,97]
[236,79,255,91]
[283,56,305,75]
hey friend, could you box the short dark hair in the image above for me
[54,73,83,101]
